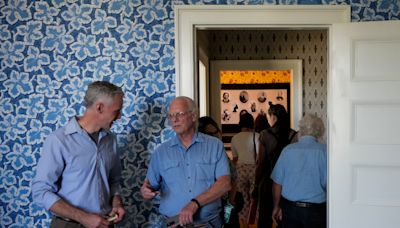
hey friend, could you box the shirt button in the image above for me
[186,163,189,166]
[188,177,190,179]
[189,190,192,192]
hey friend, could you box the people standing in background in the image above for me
[253,103,297,228]
[254,112,270,133]
[141,97,231,227]
[32,81,125,228]
[230,112,259,228]
[271,114,327,228]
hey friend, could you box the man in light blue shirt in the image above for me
[271,114,327,228]
[32,81,125,228]
[141,96,231,227]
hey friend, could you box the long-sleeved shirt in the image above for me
[32,117,122,215]
[146,132,230,223]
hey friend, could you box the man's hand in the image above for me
[272,206,282,226]
[178,201,199,226]
[109,195,125,224]
[80,213,110,228]
[140,179,159,200]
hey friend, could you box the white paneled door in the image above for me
[329,21,400,228]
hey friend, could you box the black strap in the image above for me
[253,130,257,163]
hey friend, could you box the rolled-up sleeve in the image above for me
[32,135,64,210]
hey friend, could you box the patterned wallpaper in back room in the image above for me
[0,0,399,227]
[207,29,328,127]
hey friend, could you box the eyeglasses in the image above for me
[167,111,192,120]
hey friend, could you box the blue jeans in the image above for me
[281,203,326,228]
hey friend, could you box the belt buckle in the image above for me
[296,202,308,207]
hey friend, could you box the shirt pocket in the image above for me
[195,161,215,183]
[162,161,181,186]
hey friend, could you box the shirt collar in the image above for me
[64,117,110,138]
[299,135,317,143]
[170,132,204,148]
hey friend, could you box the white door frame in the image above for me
[174,5,351,98]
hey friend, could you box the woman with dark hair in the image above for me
[252,103,297,228]
[230,113,259,227]
[254,113,270,133]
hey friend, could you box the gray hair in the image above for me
[298,114,325,138]
[84,81,124,108]
[174,96,199,115]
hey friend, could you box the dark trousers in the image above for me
[50,216,84,228]
[281,202,326,228]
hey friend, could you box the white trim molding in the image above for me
[174,5,351,98]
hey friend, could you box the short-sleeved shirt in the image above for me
[146,132,230,222]
[271,135,327,203]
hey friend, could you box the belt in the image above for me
[282,197,326,208]
[54,215,80,224]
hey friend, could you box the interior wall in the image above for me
[203,29,328,130]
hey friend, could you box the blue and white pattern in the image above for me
[0,0,399,227]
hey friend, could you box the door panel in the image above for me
[329,21,400,228]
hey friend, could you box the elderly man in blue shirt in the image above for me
[271,114,327,228]
[141,96,231,227]
[32,81,125,228]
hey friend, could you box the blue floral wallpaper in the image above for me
[0,0,398,227]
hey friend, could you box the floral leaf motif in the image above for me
[26,119,52,145]
[0,0,32,25]
[0,168,17,188]
[0,114,28,140]
[61,3,92,30]
[102,37,128,61]
[0,24,11,41]
[110,61,143,87]
[16,21,43,45]
[122,92,148,118]
[132,112,163,139]
[160,45,175,71]
[6,143,35,170]
[70,33,100,61]
[41,25,74,54]
[49,56,80,81]
[36,74,62,98]
[108,0,141,17]
[86,57,112,80]
[137,0,167,24]
[63,77,93,104]
[34,1,59,24]
[129,40,161,66]
[139,69,168,96]
[44,98,76,125]
[91,9,117,34]
[3,70,33,98]
[116,18,147,45]
[152,19,174,43]
[0,97,14,114]
[0,185,31,212]
[19,94,45,118]
[0,41,25,68]
[23,46,50,72]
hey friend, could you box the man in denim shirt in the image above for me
[33,81,125,228]
[141,96,231,227]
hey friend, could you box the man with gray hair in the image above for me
[33,81,125,228]
[141,96,231,227]
[271,114,327,228]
